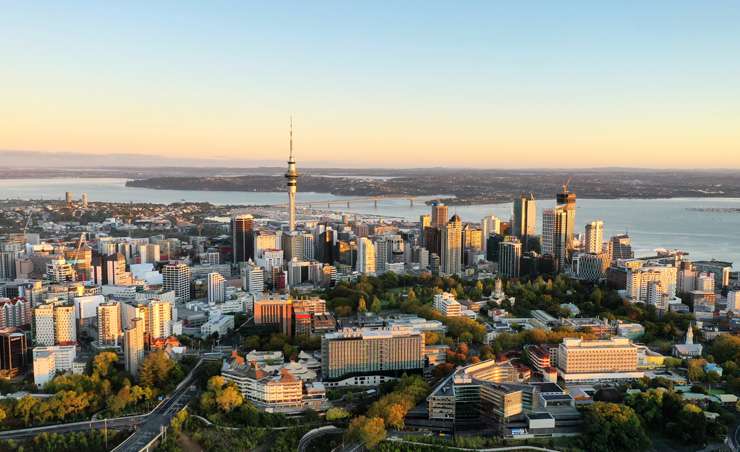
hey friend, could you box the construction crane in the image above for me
[562,176,573,193]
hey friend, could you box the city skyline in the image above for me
[2,2,740,168]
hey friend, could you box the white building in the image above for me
[357,237,376,275]
[626,266,678,302]
[433,292,462,318]
[32,345,77,387]
[207,272,227,303]
[200,312,234,337]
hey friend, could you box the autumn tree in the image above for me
[346,416,386,449]
[370,296,382,313]
[358,297,367,313]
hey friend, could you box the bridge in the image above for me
[273,195,420,209]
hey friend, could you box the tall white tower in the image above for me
[285,117,299,232]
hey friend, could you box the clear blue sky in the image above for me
[1,1,739,167]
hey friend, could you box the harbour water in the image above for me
[1,177,738,267]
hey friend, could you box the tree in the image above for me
[15,396,38,426]
[581,402,650,452]
[385,403,407,429]
[91,351,118,378]
[347,416,386,449]
[138,350,176,389]
[709,334,740,364]
[370,296,382,314]
[358,297,367,313]
[406,288,417,302]
[326,407,350,421]
[216,384,243,413]
[0,405,6,424]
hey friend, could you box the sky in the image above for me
[1,1,739,168]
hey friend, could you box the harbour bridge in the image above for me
[272,195,420,209]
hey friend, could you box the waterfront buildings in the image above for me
[584,221,604,254]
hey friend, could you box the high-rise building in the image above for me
[498,237,522,278]
[430,202,449,229]
[54,305,76,345]
[512,194,536,250]
[555,183,577,258]
[609,234,634,262]
[301,233,315,261]
[254,231,279,259]
[626,266,678,302]
[542,207,568,271]
[34,303,55,346]
[162,262,191,301]
[462,225,482,252]
[0,327,27,378]
[0,236,24,280]
[138,243,161,264]
[584,221,604,254]
[65,191,74,207]
[97,301,121,346]
[0,298,33,329]
[148,299,173,340]
[693,260,733,289]
[321,327,424,381]
[32,345,76,387]
[441,214,462,275]
[480,215,501,255]
[243,261,264,294]
[281,231,304,262]
[419,214,431,245]
[124,317,145,375]
[92,253,131,286]
[285,118,299,232]
[232,214,255,264]
[81,192,89,208]
[207,272,227,303]
[254,296,293,336]
[357,237,376,275]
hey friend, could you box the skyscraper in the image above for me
[207,272,226,303]
[480,215,501,255]
[285,118,299,232]
[97,301,121,347]
[585,220,604,254]
[430,202,449,229]
[542,207,568,271]
[124,317,145,375]
[512,194,536,250]
[441,214,462,275]
[162,262,191,301]
[232,214,255,264]
[499,237,522,278]
[53,305,76,345]
[357,237,376,275]
[556,182,577,257]
[609,234,634,262]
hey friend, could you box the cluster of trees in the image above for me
[580,402,650,452]
[241,332,321,360]
[0,350,187,428]
[625,387,729,446]
[199,376,244,414]
[0,429,131,452]
[346,375,430,448]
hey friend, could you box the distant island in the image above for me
[124,169,740,205]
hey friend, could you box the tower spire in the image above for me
[289,116,293,160]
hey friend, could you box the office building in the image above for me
[431,202,449,229]
[433,292,462,318]
[498,237,522,278]
[97,301,121,346]
[693,260,732,289]
[584,221,604,254]
[480,215,501,255]
[138,243,160,264]
[207,272,227,303]
[124,317,145,375]
[232,214,255,264]
[321,327,424,381]
[148,299,173,340]
[512,194,536,250]
[609,234,634,262]
[557,337,642,382]
[254,296,293,336]
[0,298,32,329]
[54,305,76,345]
[162,262,191,301]
[555,183,577,256]
[222,360,306,410]
[573,253,607,282]
[0,327,27,378]
[243,261,265,294]
[441,214,462,275]
[281,231,303,262]
[356,237,376,275]
[32,345,76,387]
[626,266,678,302]
[542,207,568,271]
